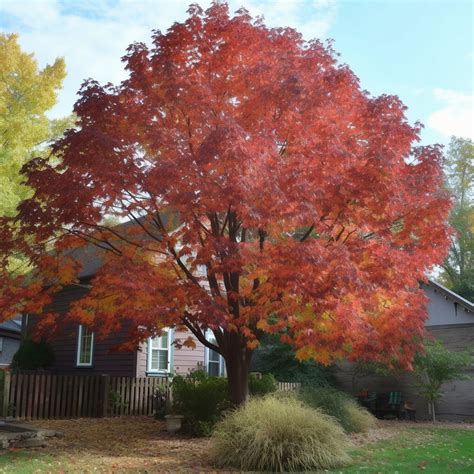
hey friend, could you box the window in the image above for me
[148,330,171,373]
[76,325,94,366]
[205,331,225,377]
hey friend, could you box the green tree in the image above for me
[0,33,68,218]
[440,137,474,301]
[413,339,472,421]
[0,34,70,274]
[251,334,336,386]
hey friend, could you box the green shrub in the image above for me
[108,390,128,413]
[172,370,230,436]
[299,387,375,433]
[249,373,277,396]
[210,395,351,472]
[251,334,336,386]
[0,370,5,410]
[11,339,55,370]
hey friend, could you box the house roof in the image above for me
[425,280,474,313]
[64,214,175,280]
[0,318,22,334]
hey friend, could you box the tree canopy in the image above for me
[0,3,451,404]
[0,33,68,218]
[439,136,473,301]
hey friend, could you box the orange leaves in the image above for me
[246,339,259,350]
[174,336,197,350]
[0,2,451,372]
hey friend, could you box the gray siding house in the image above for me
[0,318,21,368]
[22,218,222,378]
[23,282,217,378]
[336,280,474,421]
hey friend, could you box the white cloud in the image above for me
[244,0,336,39]
[1,0,337,118]
[428,88,474,139]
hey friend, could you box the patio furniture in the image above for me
[402,401,417,421]
[375,391,403,419]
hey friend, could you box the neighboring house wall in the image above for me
[0,333,20,368]
[336,284,474,421]
[426,325,474,420]
[423,283,473,326]
[173,331,206,375]
[28,284,208,377]
[135,331,206,377]
[26,284,137,377]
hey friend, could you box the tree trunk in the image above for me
[224,336,253,406]
[431,402,437,422]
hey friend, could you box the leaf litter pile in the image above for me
[26,417,211,471]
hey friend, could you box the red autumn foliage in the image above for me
[0,3,451,404]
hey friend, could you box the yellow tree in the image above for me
[0,33,68,218]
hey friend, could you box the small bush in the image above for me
[108,390,128,413]
[210,395,351,472]
[11,339,54,370]
[299,387,375,433]
[172,370,230,436]
[249,373,277,396]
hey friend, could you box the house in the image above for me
[21,221,473,419]
[22,236,223,378]
[335,280,474,421]
[0,317,22,368]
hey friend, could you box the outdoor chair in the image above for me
[375,391,403,419]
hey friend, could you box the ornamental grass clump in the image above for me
[209,395,351,472]
[299,386,376,433]
[344,401,377,433]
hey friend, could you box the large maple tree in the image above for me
[0,3,451,404]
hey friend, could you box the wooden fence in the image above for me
[1,372,169,420]
[277,381,301,392]
[0,372,300,421]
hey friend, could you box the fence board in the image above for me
[277,381,300,392]
[50,374,58,418]
[7,371,16,418]
[44,374,51,419]
[20,374,28,419]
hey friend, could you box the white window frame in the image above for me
[76,324,94,367]
[147,329,172,374]
[204,330,226,377]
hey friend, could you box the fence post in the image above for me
[100,375,110,418]
[1,371,11,418]
[166,377,173,412]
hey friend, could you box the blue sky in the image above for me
[1,0,473,146]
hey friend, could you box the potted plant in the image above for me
[164,413,184,433]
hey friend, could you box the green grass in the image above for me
[0,451,62,473]
[332,427,474,473]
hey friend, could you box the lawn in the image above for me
[335,422,474,473]
[0,418,472,473]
